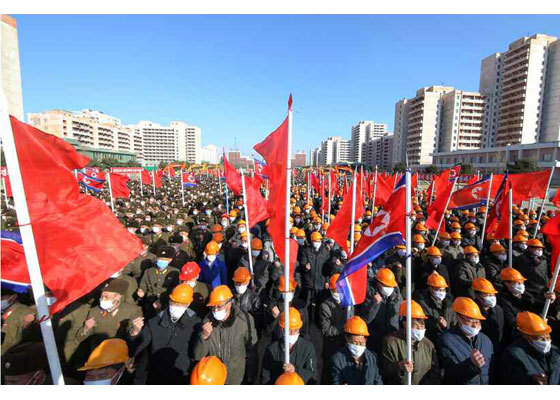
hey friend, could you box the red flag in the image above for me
[486,174,512,238]
[542,213,560,274]
[245,175,269,227]
[254,111,298,275]
[1,234,30,289]
[224,153,242,196]
[425,179,455,232]
[494,181,513,239]
[154,170,163,188]
[509,170,551,204]
[2,169,13,197]
[109,173,130,199]
[449,177,491,210]
[374,173,394,206]
[6,117,143,314]
[326,177,364,254]
[552,188,560,209]
[141,169,152,185]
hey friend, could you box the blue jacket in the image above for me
[199,258,227,289]
[500,337,560,385]
[438,325,493,384]
[330,346,383,385]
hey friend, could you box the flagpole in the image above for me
[151,170,156,196]
[372,165,378,212]
[181,171,186,206]
[140,172,144,197]
[431,177,458,247]
[328,171,332,223]
[542,256,560,318]
[508,187,513,268]
[320,173,325,224]
[2,175,10,209]
[350,167,357,253]
[107,173,115,213]
[0,99,65,385]
[480,174,493,245]
[534,166,555,238]
[405,168,412,386]
[284,95,294,365]
[240,169,254,276]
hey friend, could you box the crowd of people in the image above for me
[1,171,560,385]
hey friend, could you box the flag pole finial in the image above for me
[288,94,293,111]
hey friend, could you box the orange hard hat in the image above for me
[207,285,233,306]
[278,275,298,292]
[78,339,129,371]
[344,316,370,336]
[190,356,227,385]
[169,283,194,304]
[414,223,427,232]
[490,243,506,253]
[413,234,425,244]
[472,278,498,295]
[452,297,486,320]
[329,273,340,290]
[179,262,201,281]
[427,271,448,288]
[513,234,527,243]
[279,307,303,330]
[464,245,479,255]
[211,224,223,233]
[354,224,362,232]
[439,232,451,240]
[399,300,428,319]
[296,229,306,238]
[376,268,398,288]
[516,311,551,336]
[464,222,476,229]
[232,267,251,284]
[500,267,527,282]
[275,372,304,385]
[212,232,224,243]
[426,246,442,257]
[451,222,461,229]
[290,227,299,235]
[251,238,263,250]
[450,232,462,239]
[311,232,322,242]
[205,240,220,255]
[527,238,544,248]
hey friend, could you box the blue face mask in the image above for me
[156,259,170,270]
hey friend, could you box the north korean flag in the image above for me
[182,171,198,188]
[77,170,106,192]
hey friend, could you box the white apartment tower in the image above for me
[351,121,388,163]
[480,34,560,147]
[392,99,410,165]
[137,121,201,165]
[439,90,485,152]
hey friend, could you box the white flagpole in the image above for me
[107,172,115,213]
[241,169,254,276]
[181,171,186,206]
[542,257,560,318]
[350,168,358,253]
[0,98,65,385]
[320,173,325,224]
[509,187,513,268]
[328,170,332,223]
[480,174,493,244]
[534,166,555,238]
[405,168,413,386]
[2,175,10,209]
[151,170,156,196]
[283,97,294,365]
[372,165,378,212]
[431,177,458,247]
[140,173,144,197]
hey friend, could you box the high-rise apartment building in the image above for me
[318,136,351,166]
[392,99,410,165]
[292,151,307,167]
[200,144,219,164]
[362,134,394,170]
[351,121,388,163]
[310,147,321,167]
[439,90,485,152]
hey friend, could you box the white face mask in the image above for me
[510,282,525,295]
[331,291,341,303]
[213,308,228,321]
[347,343,366,358]
[1,299,13,311]
[282,292,294,303]
[430,257,442,266]
[432,289,446,301]
[518,243,528,250]
[469,256,480,264]
[127,228,136,234]
[205,210,212,215]
[379,286,394,298]
[221,220,229,227]
[241,242,249,249]
[251,250,261,257]
[460,323,481,337]
[207,255,217,263]
[229,217,235,222]
[100,299,115,311]
[287,334,299,345]
[187,280,197,288]
[84,378,112,385]
[46,297,57,306]
[532,249,543,257]
[169,305,188,320]
[482,295,497,308]
[497,254,507,262]
[440,240,450,247]
[110,271,121,279]
[412,328,426,342]
[152,227,161,234]
[416,243,425,250]
[397,249,406,257]
[312,242,321,250]
[297,238,305,245]
[530,339,552,354]
[176,220,184,225]
[235,284,248,295]
[238,227,246,234]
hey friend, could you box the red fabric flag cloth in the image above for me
[449,178,491,210]
[109,173,130,199]
[7,117,143,314]
[326,178,364,254]
[486,175,512,237]
[254,114,298,276]
[331,170,339,194]
[465,175,479,186]
[552,188,560,209]
[1,236,31,288]
[154,170,163,188]
[224,153,242,196]
[542,213,560,274]
[141,169,152,185]
[494,182,513,239]
[311,172,320,193]
[245,175,269,227]
[426,179,455,232]
[374,173,394,207]
[509,170,552,204]
[3,173,13,197]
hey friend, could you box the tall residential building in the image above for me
[292,151,307,167]
[319,136,351,166]
[392,99,410,165]
[1,15,24,121]
[200,144,219,164]
[439,90,485,152]
[351,121,388,163]
[406,86,455,166]
[334,139,352,164]
[480,34,560,147]
[310,147,321,167]
[362,134,394,170]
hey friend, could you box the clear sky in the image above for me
[16,14,560,157]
